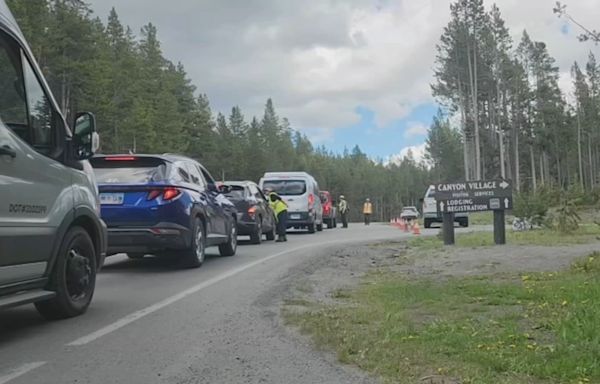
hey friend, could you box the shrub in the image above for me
[513,192,548,226]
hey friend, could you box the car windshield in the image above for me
[262,180,306,196]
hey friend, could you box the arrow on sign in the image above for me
[504,198,509,208]
[440,202,445,211]
[499,180,509,189]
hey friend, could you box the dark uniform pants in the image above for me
[277,211,288,236]
[341,212,348,228]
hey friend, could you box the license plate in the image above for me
[100,193,124,205]
[290,214,301,220]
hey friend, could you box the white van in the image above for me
[259,172,323,233]
[422,185,469,228]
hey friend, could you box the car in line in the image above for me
[320,191,337,228]
[422,185,468,228]
[0,0,106,319]
[400,206,419,221]
[259,172,324,233]
[90,154,238,268]
[223,181,276,244]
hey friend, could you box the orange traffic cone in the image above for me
[398,220,405,231]
[412,222,421,235]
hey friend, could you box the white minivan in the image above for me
[259,172,324,233]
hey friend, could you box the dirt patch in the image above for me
[282,241,600,306]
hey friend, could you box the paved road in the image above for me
[0,224,445,384]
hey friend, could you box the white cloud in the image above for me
[387,143,429,166]
[404,122,429,139]
[86,0,600,153]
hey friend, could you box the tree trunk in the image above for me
[515,128,520,191]
[577,103,584,188]
[467,39,481,179]
[499,129,506,179]
[539,154,545,186]
[530,145,537,191]
[588,133,594,189]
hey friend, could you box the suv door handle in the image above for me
[0,145,16,158]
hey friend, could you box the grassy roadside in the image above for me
[410,224,600,249]
[284,253,600,383]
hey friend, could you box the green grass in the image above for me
[284,254,600,384]
[409,224,600,250]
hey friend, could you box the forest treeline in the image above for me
[431,0,600,195]
[8,0,595,221]
[6,0,431,220]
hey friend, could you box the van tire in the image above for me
[424,219,432,229]
[317,222,323,232]
[307,223,316,233]
[35,227,97,320]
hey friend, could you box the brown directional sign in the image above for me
[435,179,513,213]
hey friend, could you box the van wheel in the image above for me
[307,223,316,233]
[180,218,205,268]
[35,227,97,320]
[219,223,237,256]
[250,219,262,245]
[317,222,323,232]
[424,219,432,229]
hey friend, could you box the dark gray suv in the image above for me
[0,1,107,319]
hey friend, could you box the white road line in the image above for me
[0,362,47,384]
[67,240,344,347]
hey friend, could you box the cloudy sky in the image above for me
[86,0,600,161]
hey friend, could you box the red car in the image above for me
[319,191,337,229]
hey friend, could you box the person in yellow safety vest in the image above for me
[269,192,288,242]
[363,198,373,226]
[338,195,349,228]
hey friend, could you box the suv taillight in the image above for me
[147,187,181,201]
[248,206,257,217]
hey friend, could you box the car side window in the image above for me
[198,166,217,190]
[174,163,191,183]
[186,162,206,188]
[0,33,28,138]
[22,51,55,155]
[251,185,265,201]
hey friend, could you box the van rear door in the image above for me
[261,178,309,213]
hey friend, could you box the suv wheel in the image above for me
[316,222,323,232]
[219,222,237,256]
[266,220,276,241]
[250,219,262,245]
[35,227,97,320]
[307,223,316,233]
[424,219,432,229]
[180,218,206,268]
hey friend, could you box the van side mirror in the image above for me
[73,112,98,160]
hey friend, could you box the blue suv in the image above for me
[90,154,237,267]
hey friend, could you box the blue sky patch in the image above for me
[308,103,438,160]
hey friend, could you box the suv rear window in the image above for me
[90,157,168,184]
[225,185,246,200]
[263,180,306,196]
